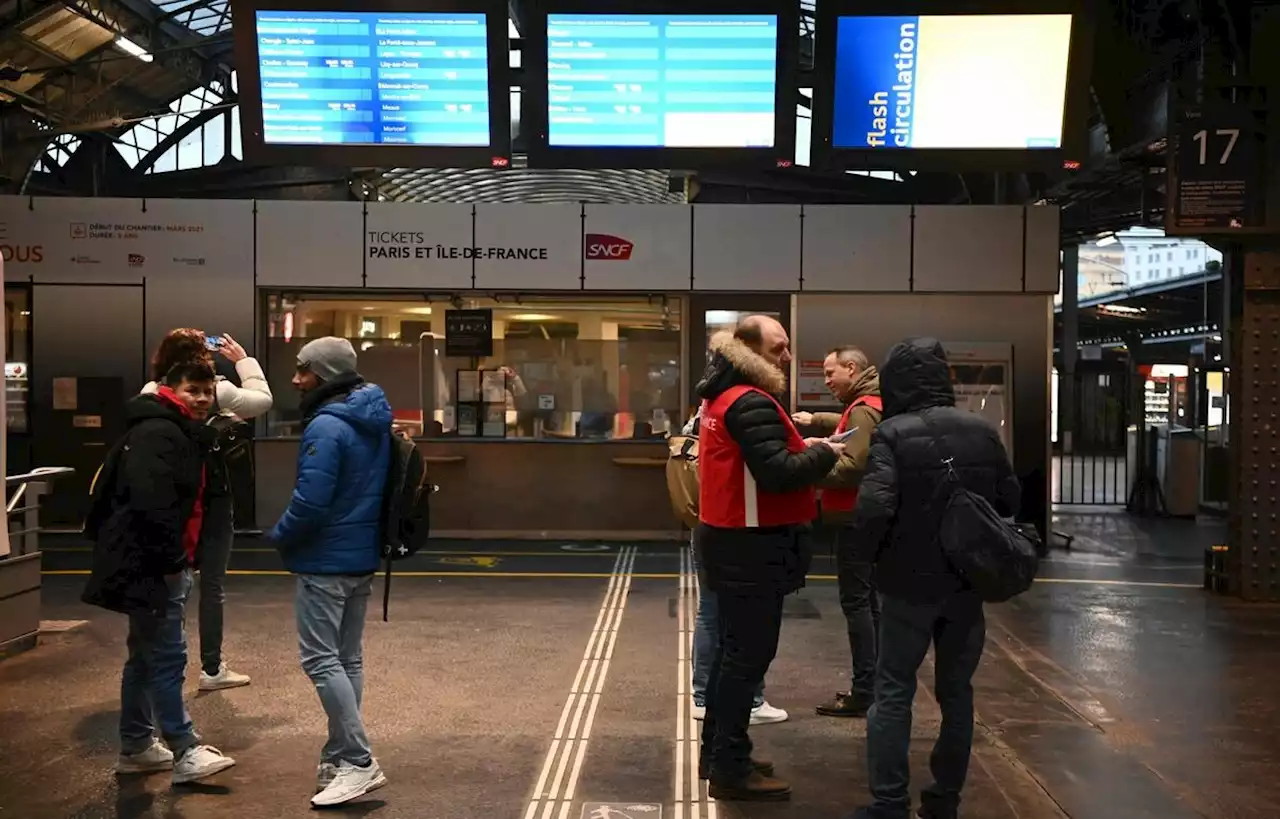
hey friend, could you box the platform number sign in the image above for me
[1168,104,1262,233]
[1190,127,1240,167]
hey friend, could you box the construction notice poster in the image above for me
[951,362,1010,453]
[798,360,841,407]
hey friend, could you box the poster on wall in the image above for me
[797,359,841,407]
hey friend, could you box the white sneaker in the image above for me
[316,762,338,794]
[311,759,387,807]
[199,664,251,691]
[750,701,789,725]
[172,745,236,784]
[691,704,706,721]
[116,739,174,775]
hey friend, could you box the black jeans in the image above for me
[698,585,785,780]
[198,493,234,676]
[866,593,985,818]
[836,528,880,698]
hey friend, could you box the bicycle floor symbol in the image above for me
[581,804,662,819]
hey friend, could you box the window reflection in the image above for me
[262,293,682,441]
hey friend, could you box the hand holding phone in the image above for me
[828,426,858,443]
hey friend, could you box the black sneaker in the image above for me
[708,769,791,801]
[816,691,871,717]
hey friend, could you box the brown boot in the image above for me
[708,769,792,801]
[698,756,775,780]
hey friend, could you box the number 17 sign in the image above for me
[1167,103,1265,234]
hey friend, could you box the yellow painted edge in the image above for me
[39,569,1202,588]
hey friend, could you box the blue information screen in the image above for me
[253,10,492,146]
[546,14,778,148]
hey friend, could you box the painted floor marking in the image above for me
[524,545,636,819]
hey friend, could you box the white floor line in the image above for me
[675,542,718,817]
[524,546,636,819]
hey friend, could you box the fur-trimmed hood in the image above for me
[695,330,788,401]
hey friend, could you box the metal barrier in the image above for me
[1054,367,1131,506]
[1,467,75,659]
[6,467,76,556]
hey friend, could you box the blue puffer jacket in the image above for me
[270,384,392,575]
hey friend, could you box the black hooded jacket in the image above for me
[850,338,1021,603]
[81,393,210,616]
[693,332,837,595]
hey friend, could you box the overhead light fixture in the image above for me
[508,313,557,322]
[1094,232,1118,247]
[404,306,433,315]
[114,36,153,63]
[1095,303,1146,317]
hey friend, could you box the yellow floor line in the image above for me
[39,569,1202,588]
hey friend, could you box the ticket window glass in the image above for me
[683,296,792,423]
[262,293,683,441]
[1197,368,1229,510]
[5,287,30,435]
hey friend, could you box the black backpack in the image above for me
[926,418,1039,603]
[379,432,437,620]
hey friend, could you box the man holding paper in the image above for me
[793,345,884,718]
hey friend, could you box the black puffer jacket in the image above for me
[850,338,1020,604]
[82,394,209,616]
[694,332,837,595]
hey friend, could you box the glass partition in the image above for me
[262,292,683,441]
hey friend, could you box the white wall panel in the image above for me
[1024,205,1061,294]
[801,205,912,291]
[365,203,473,289]
[693,205,801,291]
[142,199,256,356]
[913,206,1024,292]
[582,204,691,290]
[255,200,363,287]
[473,204,581,290]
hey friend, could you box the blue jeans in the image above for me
[120,569,199,757]
[691,550,764,709]
[296,573,374,767]
[866,593,986,818]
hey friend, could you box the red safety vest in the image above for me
[821,394,884,512]
[698,384,817,528]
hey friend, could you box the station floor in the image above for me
[2,512,1276,819]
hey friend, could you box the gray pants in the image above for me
[295,573,374,767]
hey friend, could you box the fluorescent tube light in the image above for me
[114,36,153,63]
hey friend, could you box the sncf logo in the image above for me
[585,233,634,261]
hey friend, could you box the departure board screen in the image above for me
[545,14,779,149]
[253,10,493,146]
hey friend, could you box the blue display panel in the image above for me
[253,10,492,146]
[545,14,778,148]
[830,14,1072,150]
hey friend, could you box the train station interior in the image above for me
[1,1,1278,818]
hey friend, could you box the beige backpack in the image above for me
[665,433,700,530]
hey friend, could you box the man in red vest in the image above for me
[696,315,843,801]
[793,346,884,718]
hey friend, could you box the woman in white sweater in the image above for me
[141,329,272,691]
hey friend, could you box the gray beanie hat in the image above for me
[297,337,358,382]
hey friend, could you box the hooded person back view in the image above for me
[269,337,393,807]
[845,338,1020,819]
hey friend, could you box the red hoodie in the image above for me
[155,386,206,565]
